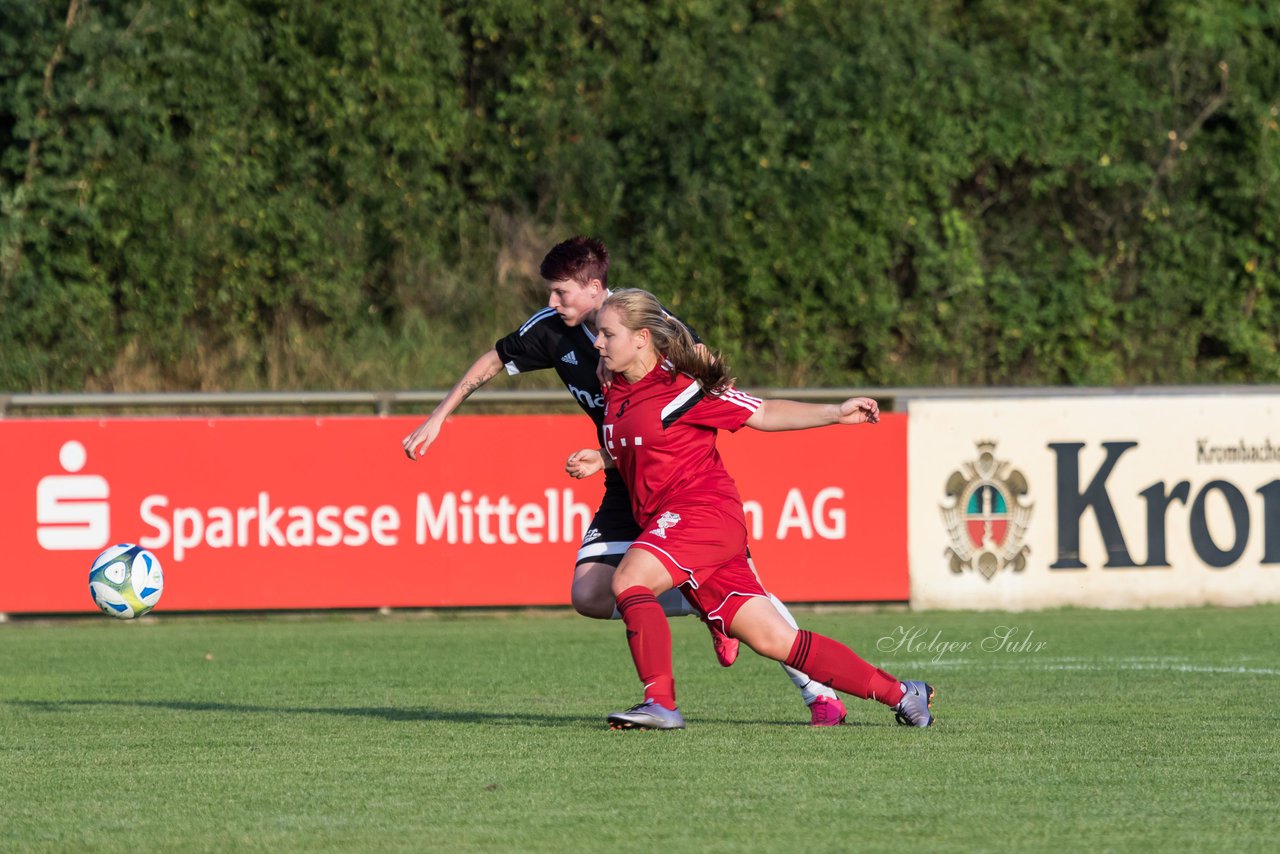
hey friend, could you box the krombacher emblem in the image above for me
[941,441,1033,579]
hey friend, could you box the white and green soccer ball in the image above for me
[88,544,164,619]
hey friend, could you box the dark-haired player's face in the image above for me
[546,278,603,327]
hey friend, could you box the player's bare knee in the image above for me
[572,561,620,617]
[610,565,644,596]
[570,590,613,619]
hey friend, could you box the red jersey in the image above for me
[602,364,761,528]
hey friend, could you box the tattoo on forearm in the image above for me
[459,366,499,401]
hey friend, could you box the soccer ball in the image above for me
[88,544,164,619]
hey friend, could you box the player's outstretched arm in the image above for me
[402,349,504,460]
[744,396,880,433]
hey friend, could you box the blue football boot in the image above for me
[893,681,936,727]
[607,700,686,730]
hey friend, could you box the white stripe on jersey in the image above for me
[518,307,557,336]
[659,380,704,422]
[720,388,762,412]
[503,360,521,376]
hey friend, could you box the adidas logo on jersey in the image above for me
[582,527,602,544]
[561,351,579,365]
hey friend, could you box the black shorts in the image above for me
[575,471,641,568]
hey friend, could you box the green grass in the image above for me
[2,606,1277,852]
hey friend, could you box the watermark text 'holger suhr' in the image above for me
[877,625,1047,663]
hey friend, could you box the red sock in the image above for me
[785,630,905,707]
[615,586,676,709]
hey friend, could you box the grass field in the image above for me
[2,604,1277,852]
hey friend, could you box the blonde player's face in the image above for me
[594,306,647,379]
[546,278,603,328]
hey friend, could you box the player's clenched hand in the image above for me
[565,448,604,479]
[836,397,880,425]
[402,418,442,460]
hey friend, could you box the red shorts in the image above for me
[679,558,768,634]
[630,503,767,634]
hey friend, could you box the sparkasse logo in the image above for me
[36,440,111,551]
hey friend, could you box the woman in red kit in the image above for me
[565,288,935,731]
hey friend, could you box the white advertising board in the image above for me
[908,395,1280,610]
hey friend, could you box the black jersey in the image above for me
[495,309,636,550]
[495,307,608,438]
[494,305,701,446]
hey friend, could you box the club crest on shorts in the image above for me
[650,511,682,539]
[941,441,1033,579]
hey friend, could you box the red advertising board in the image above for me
[0,414,906,614]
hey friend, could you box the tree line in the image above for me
[2,0,1278,392]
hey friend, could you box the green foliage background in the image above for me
[2,0,1278,391]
